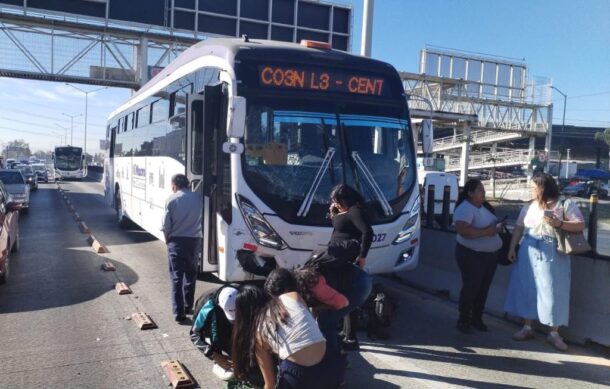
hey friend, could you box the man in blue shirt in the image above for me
[162,174,203,322]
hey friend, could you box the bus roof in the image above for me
[110,38,398,119]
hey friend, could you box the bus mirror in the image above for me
[223,141,244,154]
[422,119,434,156]
[227,96,246,138]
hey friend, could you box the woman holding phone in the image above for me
[453,179,504,334]
[504,173,584,351]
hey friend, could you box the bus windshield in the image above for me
[55,148,82,171]
[242,95,415,224]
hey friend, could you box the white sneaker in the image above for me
[546,334,568,351]
[512,327,534,341]
[212,363,235,381]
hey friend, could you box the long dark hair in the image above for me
[330,184,365,209]
[456,178,495,214]
[232,284,268,380]
[262,268,293,332]
[532,173,560,208]
[293,266,321,307]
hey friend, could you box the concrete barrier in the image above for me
[397,227,610,347]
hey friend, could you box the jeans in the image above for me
[277,347,342,389]
[317,264,372,351]
[167,237,199,316]
[455,243,498,324]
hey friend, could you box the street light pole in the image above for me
[61,113,82,145]
[65,84,108,163]
[551,85,567,175]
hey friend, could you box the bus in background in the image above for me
[53,146,86,180]
[104,37,423,282]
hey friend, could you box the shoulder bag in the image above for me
[555,200,591,255]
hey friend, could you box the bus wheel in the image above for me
[115,192,129,229]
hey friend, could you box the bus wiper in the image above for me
[297,147,336,218]
[351,151,393,216]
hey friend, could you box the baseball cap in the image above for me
[218,287,238,322]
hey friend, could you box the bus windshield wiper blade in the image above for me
[297,147,336,218]
[351,151,393,216]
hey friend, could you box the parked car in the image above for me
[16,164,38,191]
[0,170,30,213]
[31,163,49,183]
[562,182,587,197]
[0,180,20,284]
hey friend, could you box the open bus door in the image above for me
[187,85,223,273]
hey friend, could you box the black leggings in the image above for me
[455,243,498,323]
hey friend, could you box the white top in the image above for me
[517,199,584,238]
[454,200,502,252]
[261,294,325,360]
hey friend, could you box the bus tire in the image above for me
[115,191,130,229]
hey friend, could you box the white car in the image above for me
[0,170,30,213]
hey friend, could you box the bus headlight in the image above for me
[236,195,288,250]
[393,197,420,245]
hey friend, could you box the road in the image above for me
[0,176,608,388]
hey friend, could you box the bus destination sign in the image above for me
[259,65,390,97]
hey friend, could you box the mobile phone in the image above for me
[544,210,554,218]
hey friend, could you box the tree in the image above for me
[594,128,610,171]
[6,139,31,158]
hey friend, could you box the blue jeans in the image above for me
[277,347,342,389]
[317,264,372,351]
[167,237,199,316]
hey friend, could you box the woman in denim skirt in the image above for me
[504,173,584,351]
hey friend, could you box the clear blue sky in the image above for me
[1,0,609,154]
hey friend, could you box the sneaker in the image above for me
[471,320,488,332]
[212,363,235,381]
[174,314,187,322]
[456,321,474,334]
[546,334,568,351]
[512,327,534,341]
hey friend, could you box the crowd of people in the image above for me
[161,171,586,388]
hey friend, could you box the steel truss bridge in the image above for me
[0,9,198,89]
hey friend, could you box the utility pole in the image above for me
[65,84,108,162]
[360,0,374,57]
[62,113,82,145]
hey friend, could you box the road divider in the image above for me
[115,282,132,295]
[161,360,195,388]
[132,312,157,330]
[101,261,116,271]
[79,221,90,234]
[87,234,109,253]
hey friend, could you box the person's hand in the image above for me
[544,215,562,228]
[212,353,232,370]
[355,256,366,268]
[328,203,338,217]
[508,248,517,263]
[485,225,498,236]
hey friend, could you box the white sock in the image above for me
[523,324,532,331]
[550,331,560,338]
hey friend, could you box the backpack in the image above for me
[355,283,398,340]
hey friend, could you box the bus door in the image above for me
[187,86,222,273]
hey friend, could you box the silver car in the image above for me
[0,170,30,214]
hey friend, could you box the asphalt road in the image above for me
[0,175,608,388]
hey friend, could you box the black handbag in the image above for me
[497,225,516,266]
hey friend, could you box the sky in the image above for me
[1,0,609,154]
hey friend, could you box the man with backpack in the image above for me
[190,285,238,381]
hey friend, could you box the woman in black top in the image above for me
[318,184,373,352]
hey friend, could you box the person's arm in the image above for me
[162,200,172,242]
[546,199,585,232]
[255,337,277,389]
[350,207,373,266]
[507,225,524,263]
[310,275,349,309]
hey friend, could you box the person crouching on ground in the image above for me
[232,270,343,389]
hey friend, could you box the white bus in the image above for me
[53,146,86,180]
[104,38,422,281]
